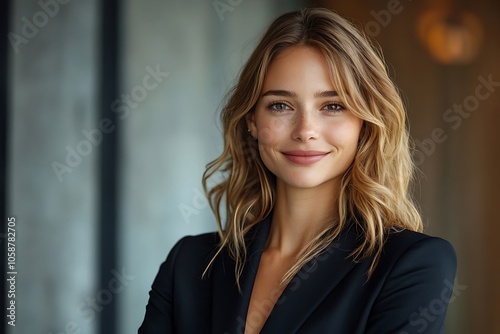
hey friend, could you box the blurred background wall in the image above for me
[2,0,499,333]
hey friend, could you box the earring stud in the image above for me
[247,128,257,140]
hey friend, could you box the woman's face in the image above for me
[247,46,363,191]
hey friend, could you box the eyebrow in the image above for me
[260,90,338,98]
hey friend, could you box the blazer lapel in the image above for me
[261,224,359,333]
[210,216,272,334]
[210,217,359,334]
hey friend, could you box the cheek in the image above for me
[326,120,362,151]
[256,117,288,144]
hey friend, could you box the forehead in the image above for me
[262,46,336,93]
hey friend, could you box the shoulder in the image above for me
[168,231,220,265]
[140,232,220,331]
[376,228,457,281]
[384,229,456,262]
[175,231,220,250]
[151,231,221,292]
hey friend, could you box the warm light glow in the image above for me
[417,10,483,65]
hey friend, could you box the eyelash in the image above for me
[266,101,346,113]
[267,101,291,112]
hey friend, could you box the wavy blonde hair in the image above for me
[202,8,422,289]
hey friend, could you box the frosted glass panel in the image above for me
[7,0,99,333]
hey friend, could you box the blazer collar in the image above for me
[210,216,359,334]
[210,216,271,334]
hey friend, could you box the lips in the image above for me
[282,150,329,165]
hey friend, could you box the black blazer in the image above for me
[139,217,457,333]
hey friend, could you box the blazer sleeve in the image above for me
[366,236,457,334]
[138,237,187,334]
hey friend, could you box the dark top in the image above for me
[139,216,457,333]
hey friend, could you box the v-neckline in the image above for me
[244,246,295,333]
[210,216,358,334]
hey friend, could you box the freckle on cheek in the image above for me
[259,128,274,143]
[258,118,285,143]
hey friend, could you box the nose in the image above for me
[291,111,319,142]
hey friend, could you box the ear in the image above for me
[245,111,257,138]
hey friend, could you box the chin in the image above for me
[276,169,344,190]
[279,176,329,189]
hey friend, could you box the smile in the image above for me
[282,150,329,165]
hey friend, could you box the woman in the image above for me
[139,8,456,334]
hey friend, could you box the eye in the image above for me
[267,102,292,112]
[322,103,345,113]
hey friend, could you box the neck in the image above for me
[267,179,340,256]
